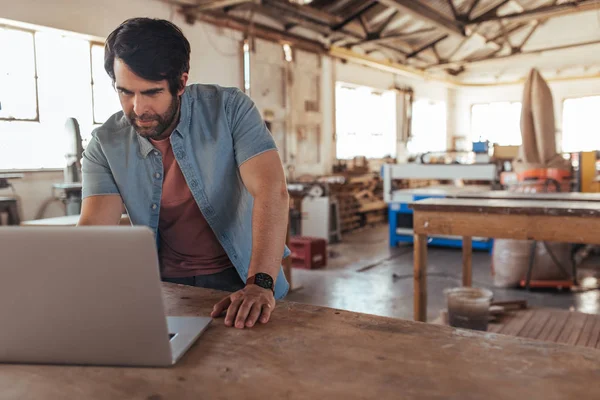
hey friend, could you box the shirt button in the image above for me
[190,180,198,188]
[151,204,158,210]
[155,172,161,179]
[177,151,186,159]
[153,151,160,156]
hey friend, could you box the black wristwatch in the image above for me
[247,273,274,293]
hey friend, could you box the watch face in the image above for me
[254,273,274,290]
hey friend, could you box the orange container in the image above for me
[511,168,571,193]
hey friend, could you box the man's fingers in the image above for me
[245,303,264,328]
[224,299,242,327]
[234,300,255,329]
[211,297,232,318]
[259,303,274,324]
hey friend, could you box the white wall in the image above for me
[0,0,243,221]
[454,77,600,147]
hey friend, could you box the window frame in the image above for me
[90,40,111,125]
[0,25,40,122]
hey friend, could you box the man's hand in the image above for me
[211,285,276,329]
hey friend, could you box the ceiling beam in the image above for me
[374,10,399,36]
[331,1,379,31]
[466,0,482,19]
[181,0,254,12]
[358,15,370,36]
[447,0,459,20]
[515,20,541,51]
[377,0,466,37]
[468,0,510,22]
[427,38,600,69]
[255,0,418,62]
[262,0,339,26]
[485,21,530,43]
[469,0,600,24]
[352,27,437,46]
[407,34,449,58]
[190,10,327,54]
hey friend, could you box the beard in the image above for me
[128,95,179,139]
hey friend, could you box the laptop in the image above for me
[0,226,211,367]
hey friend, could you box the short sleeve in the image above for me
[227,89,278,167]
[81,131,120,199]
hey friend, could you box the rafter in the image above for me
[469,0,510,23]
[331,1,379,31]
[447,0,459,20]
[466,0,481,19]
[485,22,529,43]
[470,0,600,24]
[351,27,437,46]
[374,10,399,36]
[515,20,541,51]
[407,35,449,59]
[358,15,370,37]
[377,0,465,37]
[428,38,600,69]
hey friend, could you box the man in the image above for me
[78,18,290,329]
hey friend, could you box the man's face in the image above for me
[113,58,184,139]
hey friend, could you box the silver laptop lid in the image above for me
[0,226,172,366]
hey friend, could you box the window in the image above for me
[0,23,120,170]
[471,102,522,146]
[335,82,397,159]
[0,27,37,120]
[562,96,600,152]
[408,99,447,154]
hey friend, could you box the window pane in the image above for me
[562,96,600,152]
[408,99,447,154]
[0,27,37,120]
[32,31,94,168]
[335,83,397,159]
[91,44,120,123]
[471,102,522,146]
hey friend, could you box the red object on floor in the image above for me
[518,280,574,290]
[289,236,327,269]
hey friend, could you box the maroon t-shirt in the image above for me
[150,136,232,278]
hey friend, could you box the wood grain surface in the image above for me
[410,198,600,217]
[2,284,600,400]
[412,211,600,245]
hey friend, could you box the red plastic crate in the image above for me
[289,236,327,269]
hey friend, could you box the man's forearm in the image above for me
[246,188,289,284]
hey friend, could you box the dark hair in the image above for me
[104,18,191,95]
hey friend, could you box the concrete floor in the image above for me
[286,224,600,322]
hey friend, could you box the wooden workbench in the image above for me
[393,186,600,202]
[1,283,599,399]
[409,198,600,322]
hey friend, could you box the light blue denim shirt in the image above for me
[81,84,290,299]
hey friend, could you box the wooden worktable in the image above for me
[409,198,600,322]
[1,283,599,400]
[393,186,600,202]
